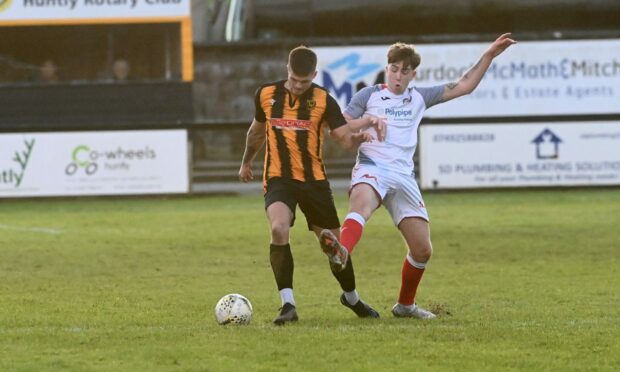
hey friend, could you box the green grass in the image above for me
[1,189,619,371]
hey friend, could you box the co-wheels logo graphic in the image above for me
[65,144,157,176]
[66,145,98,175]
[0,0,12,12]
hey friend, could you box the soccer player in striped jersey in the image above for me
[239,46,382,325]
[320,33,517,319]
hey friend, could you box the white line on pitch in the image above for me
[0,224,63,235]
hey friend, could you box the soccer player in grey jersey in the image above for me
[320,33,516,319]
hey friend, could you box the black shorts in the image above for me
[264,177,340,231]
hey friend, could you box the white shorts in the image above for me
[350,164,429,226]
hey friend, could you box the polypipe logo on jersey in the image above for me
[1,138,35,188]
[0,0,12,12]
[65,144,157,176]
[383,107,414,121]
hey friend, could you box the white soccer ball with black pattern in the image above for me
[214,293,253,325]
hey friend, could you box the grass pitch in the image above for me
[1,189,619,371]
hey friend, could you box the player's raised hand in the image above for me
[486,33,517,58]
[239,163,254,182]
[351,132,374,147]
[365,115,387,142]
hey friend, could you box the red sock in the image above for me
[340,213,365,253]
[398,255,426,306]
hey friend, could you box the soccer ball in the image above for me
[214,293,253,325]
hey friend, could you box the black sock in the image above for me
[270,243,294,290]
[331,256,356,292]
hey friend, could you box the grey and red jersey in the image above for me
[344,84,444,175]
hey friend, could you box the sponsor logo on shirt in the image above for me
[384,107,414,120]
[271,118,312,130]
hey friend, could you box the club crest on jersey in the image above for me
[403,96,412,104]
[306,100,316,110]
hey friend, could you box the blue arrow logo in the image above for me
[327,53,381,81]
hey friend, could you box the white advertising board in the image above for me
[0,130,188,197]
[419,122,620,189]
[0,0,190,22]
[315,39,620,118]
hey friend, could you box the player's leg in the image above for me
[391,218,435,319]
[266,202,295,304]
[302,180,379,318]
[337,165,384,254]
[311,226,379,318]
[264,180,299,325]
[385,177,436,319]
[338,182,381,254]
[298,180,348,272]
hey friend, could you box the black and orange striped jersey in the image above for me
[255,80,347,186]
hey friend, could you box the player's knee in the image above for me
[360,205,376,220]
[423,243,433,261]
[412,240,432,262]
[270,222,289,242]
[349,188,379,219]
[348,202,374,221]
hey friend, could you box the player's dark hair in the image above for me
[387,42,421,70]
[288,45,317,76]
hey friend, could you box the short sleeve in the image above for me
[344,86,375,119]
[323,94,347,130]
[415,85,444,109]
[254,86,266,123]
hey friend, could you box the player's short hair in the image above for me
[288,46,317,76]
[387,42,421,70]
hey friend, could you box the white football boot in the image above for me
[391,303,437,319]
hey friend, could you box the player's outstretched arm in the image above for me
[239,119,266,182]
[344,113,386,142]
[440,33,517,103]
[329,123,373,150]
